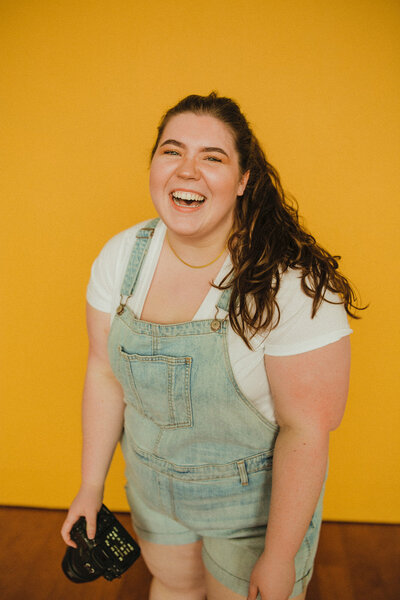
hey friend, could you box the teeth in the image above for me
[172,191,206,202]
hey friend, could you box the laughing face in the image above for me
[149,112,249,242]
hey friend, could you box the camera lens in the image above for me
[61,547,102,583]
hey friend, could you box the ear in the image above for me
[237,170,250,196]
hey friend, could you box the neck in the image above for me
[165,225,231,269]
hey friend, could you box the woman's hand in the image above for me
[60,483,104,547]
[247,553,296,600]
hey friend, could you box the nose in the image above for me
[176,155,200,179]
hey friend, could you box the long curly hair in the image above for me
[150,92,365,348]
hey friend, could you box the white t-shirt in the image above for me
[87,218,352,423]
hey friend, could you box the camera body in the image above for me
[62,504,141,583]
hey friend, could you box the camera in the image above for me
[62,504,141,583]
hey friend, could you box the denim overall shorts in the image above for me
[107,219,324,597]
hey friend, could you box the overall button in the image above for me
[210,319,221,332]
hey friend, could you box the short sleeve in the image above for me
[86,239,118,312]
[263,269,353,356]
[86,227,139,313]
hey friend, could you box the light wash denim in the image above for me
[107,218,324,598]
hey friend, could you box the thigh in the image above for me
[138,537,206,591]
[202,534,313,600]
[205,569,307,600]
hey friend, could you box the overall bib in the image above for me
[107,218,323,597]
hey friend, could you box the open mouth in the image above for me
[171,191,206,208]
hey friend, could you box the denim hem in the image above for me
[202,544,314,599]
[131,520,201,545]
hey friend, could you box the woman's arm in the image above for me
[248,336,351,600]
[61,303,125,546]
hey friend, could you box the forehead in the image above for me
[160,112,236,150]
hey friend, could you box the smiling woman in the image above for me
[61,92,363,600]
[149,112,249,252]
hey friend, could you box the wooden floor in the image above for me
[0,506,398,599]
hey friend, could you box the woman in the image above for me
[61,92,359,600]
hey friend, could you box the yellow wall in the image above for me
[1,0,399,523]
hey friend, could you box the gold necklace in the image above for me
[166,232,227,269]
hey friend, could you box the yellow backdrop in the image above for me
[1,0,399,523]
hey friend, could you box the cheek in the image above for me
[149,162,167,196]
[214,175,242,199]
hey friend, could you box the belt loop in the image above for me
[236,460,249,486]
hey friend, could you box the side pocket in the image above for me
[119,347,193,429]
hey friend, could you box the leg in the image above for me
[205,568,307,600]
[138,537,207,600]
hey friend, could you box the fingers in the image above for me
[247,581,259,600]
[60,514,78,548]
[85,512,97,540]
[60,509,98,547]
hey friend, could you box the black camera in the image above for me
[62,504,141,583]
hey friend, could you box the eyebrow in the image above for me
[159,139,229,158]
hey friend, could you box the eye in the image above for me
[163,150,180,156]
[205,156,222,162]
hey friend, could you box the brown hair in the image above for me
[150,92,365,348]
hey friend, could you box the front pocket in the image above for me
[119,347,193,429]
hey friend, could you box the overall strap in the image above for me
[216,286,231,313]
[120,218,160,299]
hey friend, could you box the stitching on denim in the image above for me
[295,534,313,583]
[153,429,163,454]
[108,333,121,383]
[236,460,249,486]
[295,565,312,584]
[118,347,193,429]
[169,477,177,520]
[156,473,164,514]
[120,352,192,365]
[221,328,279,434]
[118,304,227,336]
[120,350,146,417]
[185,360,193,425]
[120,218,159,297]
[167,361,174,423]
[202,545,250,584]
[127,443,274,481]
[125,456,272,483]
[216,287,232,313]
[151,329,159,355]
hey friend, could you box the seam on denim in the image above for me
[125,455,272,482]
[118,304,228,336]
[169,476,177,520]
[119,349,193,429]
[295,565,312,584]
[133,524,199,542]
[123,354,146,416]
[153,429,163,454]
[167,361,174,423]
[132,443,274,467]
[185,360,193,426]
[156,472,164,513]
[120,218,159,296]
[151,329,158,354]
[117,315,222,337]
[120,351,192,364]
[121,236,154,297]
[202,545,249,584]
[220,326,279,434]
[126,409,190,430]
[108,332,122,384]
[296,535,313,583]
[127,444,274,481]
